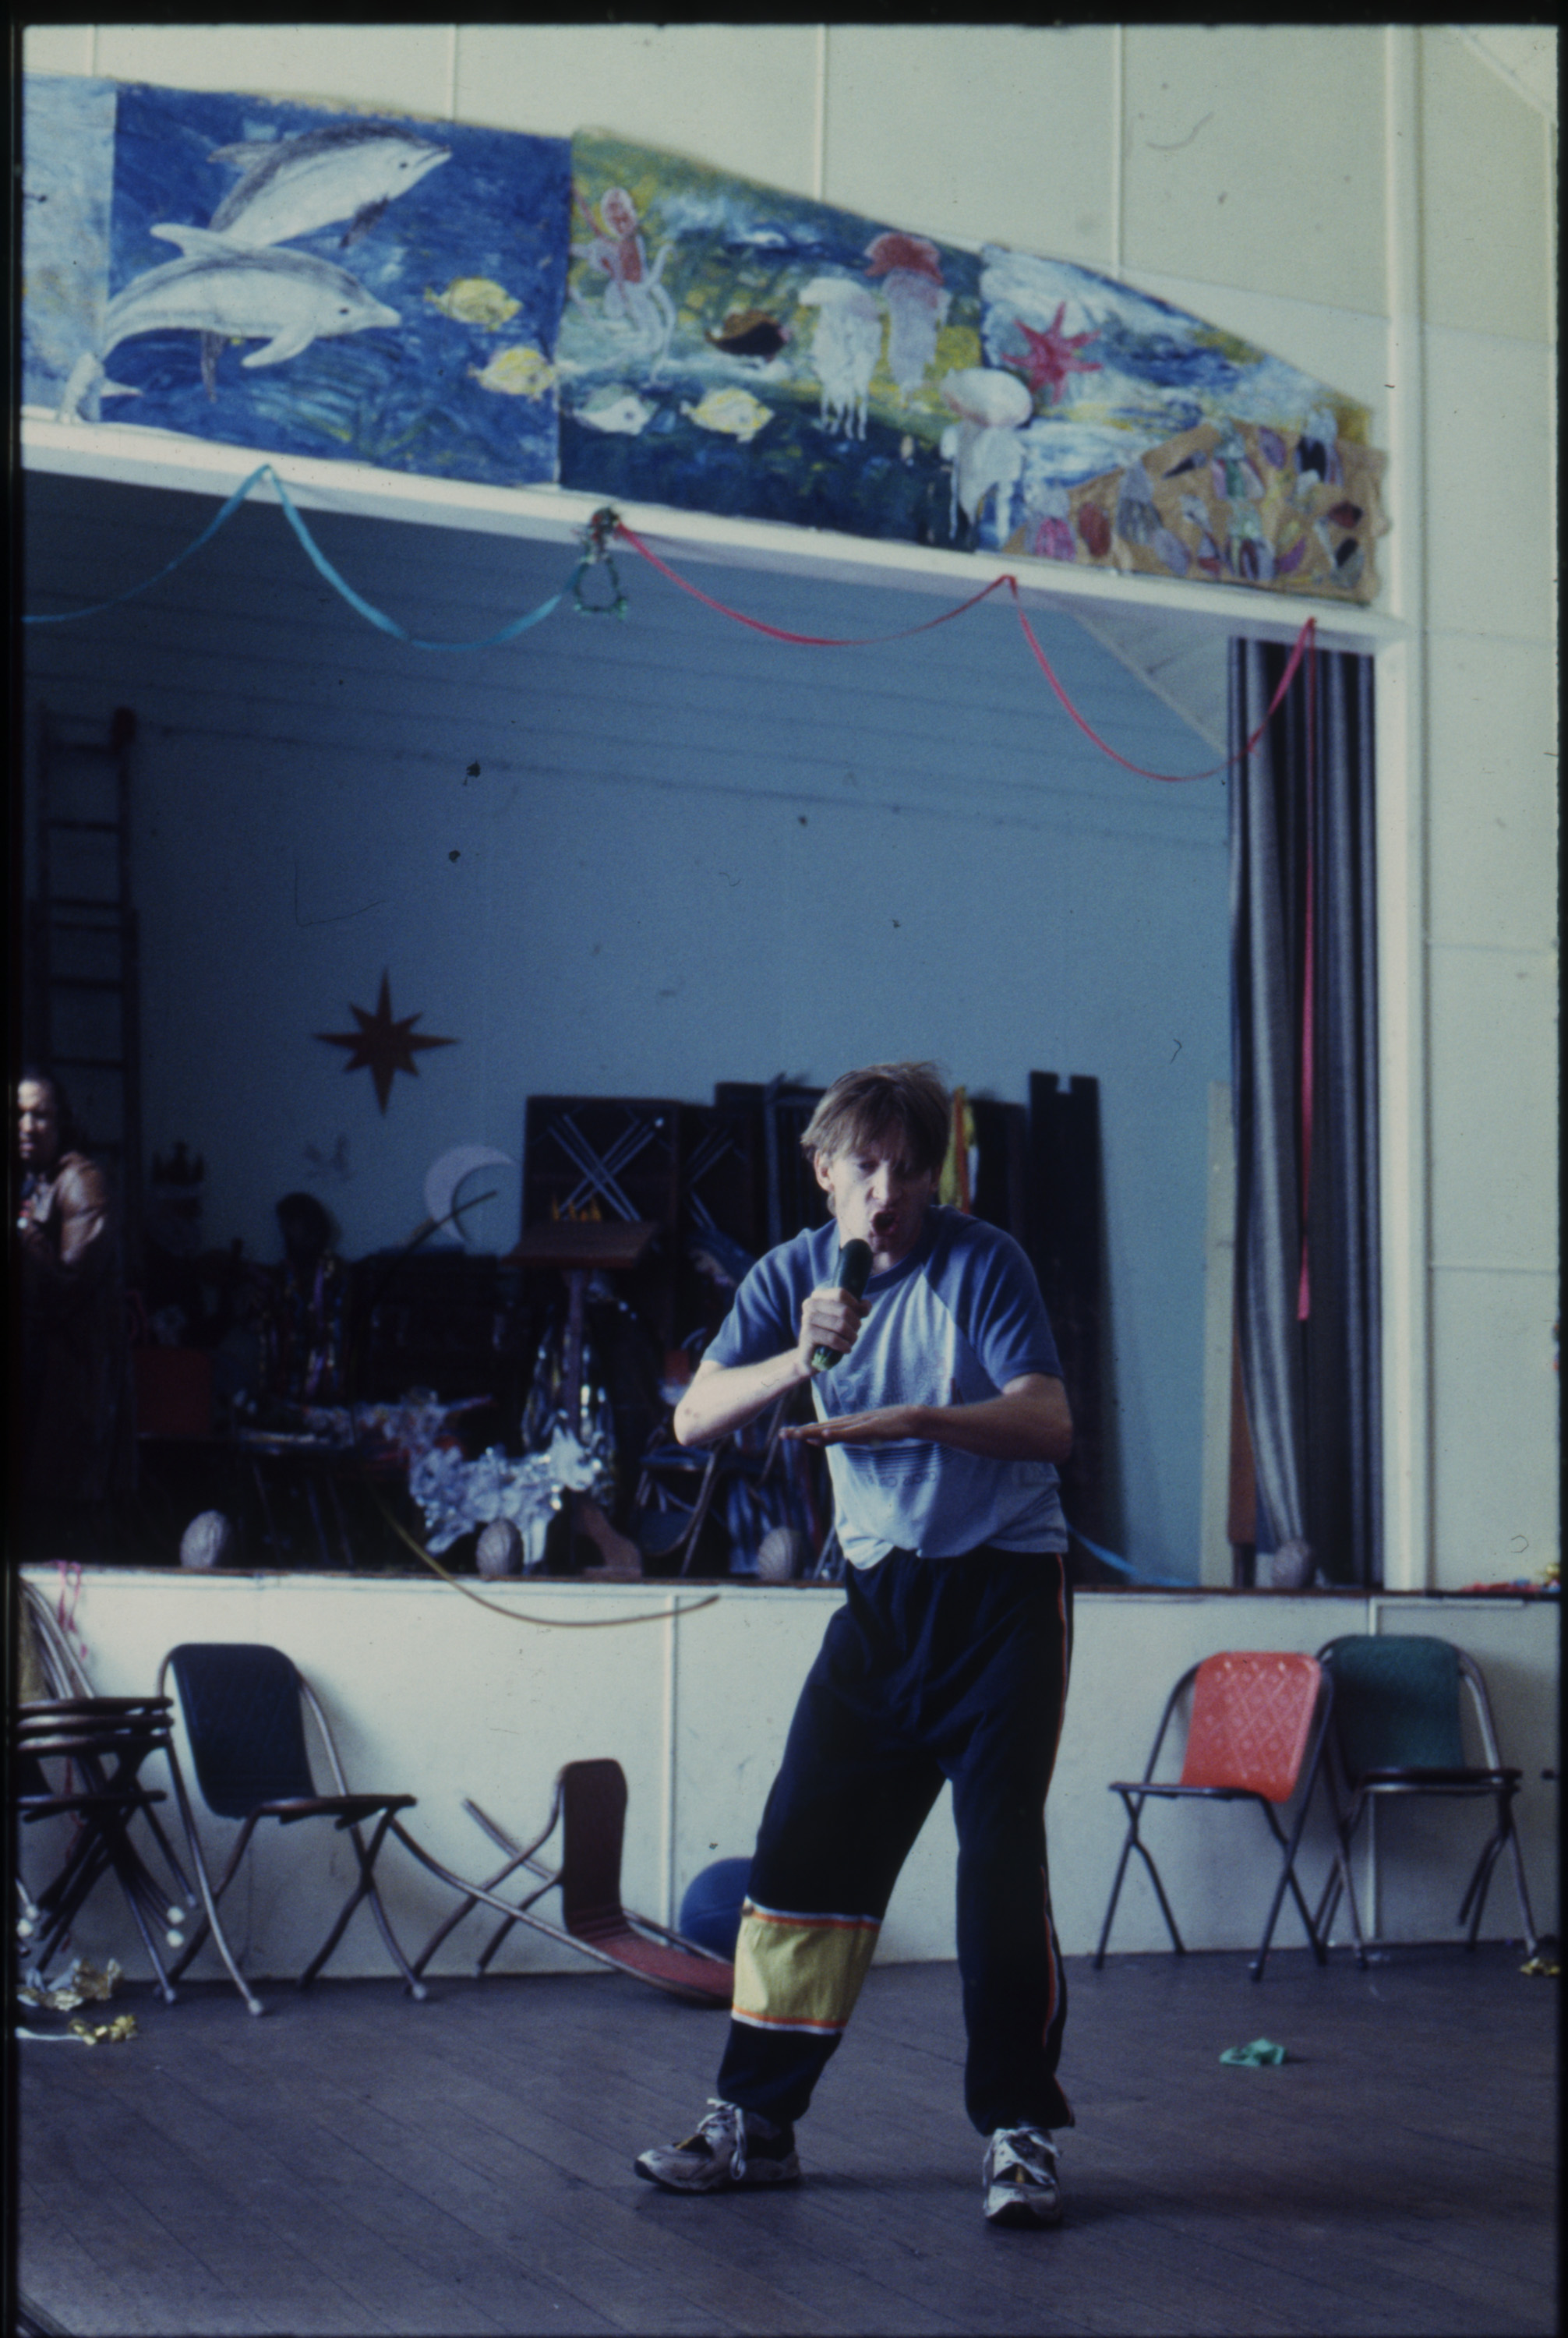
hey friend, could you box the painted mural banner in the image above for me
[23,79,1384,602]
[557,136,1383,600]
[24,76,570,489]
[976,248,1385,600]
[556,130,985,550]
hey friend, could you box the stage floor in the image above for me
[16,1943,1557,2336]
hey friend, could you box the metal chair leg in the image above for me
[1094,1793,1186,1967]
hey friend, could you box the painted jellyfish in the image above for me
[796,276,885,439]
[938,366,1033,542]
[570,183,677,376]
[863,231,950,402]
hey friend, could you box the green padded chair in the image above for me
[1312,1635,1540,1963]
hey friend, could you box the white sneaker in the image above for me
[983,2124,1061,2227]
[635,2100,801,2192]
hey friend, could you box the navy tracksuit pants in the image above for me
[717,1546,1074,2136]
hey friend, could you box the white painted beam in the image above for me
[20,410,1407,657]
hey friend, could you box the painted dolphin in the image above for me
[181,122,450,250]
[56,231,400,417]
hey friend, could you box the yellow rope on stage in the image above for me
[370,1481,719,1629]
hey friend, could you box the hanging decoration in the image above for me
[315,971,457,1112]
[23,75,1385,603]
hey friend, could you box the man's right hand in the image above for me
[796,1284,870,1376]
[673,1285,871,1447]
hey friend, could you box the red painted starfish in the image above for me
[1011,302,1102,403]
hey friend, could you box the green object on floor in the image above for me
[1220,2037,1287,2066]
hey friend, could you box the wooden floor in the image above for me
[16,1943,1557,2337]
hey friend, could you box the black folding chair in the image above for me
[156,1641,428,2015]
[14,1699,196,2002]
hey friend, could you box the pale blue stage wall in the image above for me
[23,469,1231,1579]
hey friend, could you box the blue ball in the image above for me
[679,1857,752,1959]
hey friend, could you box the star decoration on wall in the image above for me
[316,972,457,1113]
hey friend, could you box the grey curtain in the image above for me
[1229,640,1381,1588]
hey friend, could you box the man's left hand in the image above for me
[786,1405,921,1447]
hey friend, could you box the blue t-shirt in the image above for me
[706,1206,1068,1570]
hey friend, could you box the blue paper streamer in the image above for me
[25,462,570,650]
[1068,1523,1190,1590]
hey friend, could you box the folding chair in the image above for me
[398,1757,733,2003]
[15,1699,196,2002]
[1312,1635,1540,1962]
[156,1642,428,2015]
[1094,1649,1337,1980]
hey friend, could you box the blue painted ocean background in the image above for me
[101,84,570,486]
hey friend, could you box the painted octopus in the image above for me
[570,184,677,377]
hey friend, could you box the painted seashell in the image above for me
[1076,503,1112,558]
[706,310,789,360]
[1114,463,1160,545]
[1032,515,1076,563]
[1151,526,1190,577]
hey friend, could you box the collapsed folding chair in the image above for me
[1312,1634,1540,1962]
[398,1757,733,2004]
[1094,1649,1340,1980]
[156,1642,428,2015]
[14,1698,196,2003]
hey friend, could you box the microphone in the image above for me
[810,1239,873,1372]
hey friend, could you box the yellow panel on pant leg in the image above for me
[731,1902,881,2034]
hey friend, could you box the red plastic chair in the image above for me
[1093,1650,1340,1980]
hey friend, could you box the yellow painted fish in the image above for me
[680,387,773,443]
[471,344,557,399]
[426,277,521,327]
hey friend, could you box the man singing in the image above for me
[636,1061,1075,2229]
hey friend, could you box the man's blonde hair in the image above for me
[800,1061,951,1179]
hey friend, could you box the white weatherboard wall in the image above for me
[18,22,1559,1598]
[21,1570,1559,1987]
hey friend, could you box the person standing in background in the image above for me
[15,1069,136,1555]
